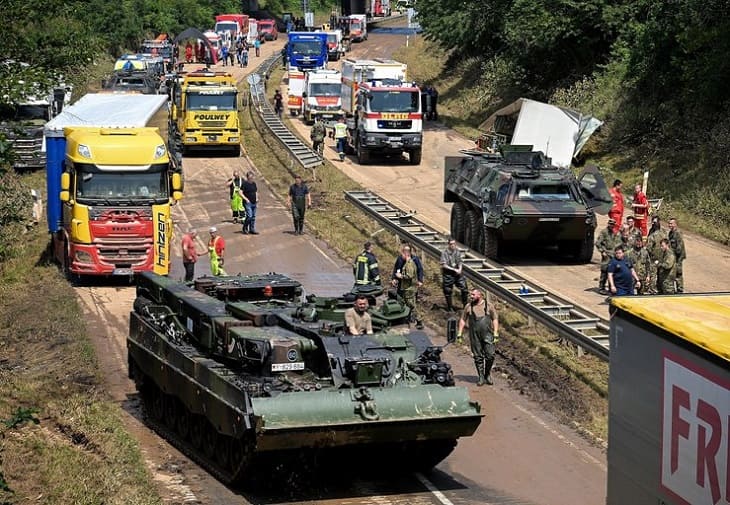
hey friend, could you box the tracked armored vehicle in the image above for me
[444,147,610,262]
[128,272,482,485]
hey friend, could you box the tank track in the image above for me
[135,368,252,486]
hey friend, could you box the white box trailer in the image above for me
[608,294,730,505]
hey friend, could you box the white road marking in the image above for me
[414,472,459,505]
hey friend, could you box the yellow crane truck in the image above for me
[169,70,241,156]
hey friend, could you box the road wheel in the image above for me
[176,408,191,441]
[357,141,370,164]
[450,202,466,243]
[190,415,205,450]
[484,228,500,260]
[409,148,422,165]
[464,209,481,252]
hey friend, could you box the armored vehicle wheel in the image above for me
[484,228,500,260]
[464,209,482,253]
[203,423,218,459]
[357,141,370,164]
[409,148,422,165]
[148,387,165,422]
[450,202,466,243]
[216,435,232,469]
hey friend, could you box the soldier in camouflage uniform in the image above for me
[655,238,677,294]
[626,236,651,294]
[624,216,643,249]
[595,218,621,295]
[668,218,686,293]
[391,243,425,329]
[646,216,668,293]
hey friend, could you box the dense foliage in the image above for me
[416,0,730,145]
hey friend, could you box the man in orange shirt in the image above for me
[608,179,624,233]
[632,183,649,236]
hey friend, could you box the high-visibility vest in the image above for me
[334,122,348,139]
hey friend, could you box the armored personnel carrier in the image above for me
[444,147,611,262]
[128,272,482,485]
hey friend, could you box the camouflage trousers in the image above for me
[657,271,676,294]
[675,260,684,293]
[399,286,422,323]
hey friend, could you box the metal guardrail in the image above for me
[248,53,323,169]
[344,190,611,361]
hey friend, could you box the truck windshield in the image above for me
[260,22,273,30]
[368,90,419,113]
[215,22,238,34]
[290,41,322,56]
[351,21,363,31]
[75,164,169,202]
[327,34,337,43]
[309,83,340,96]
[186,92,237,111]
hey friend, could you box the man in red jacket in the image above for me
[608,179,624,233]
[632,183,649,236]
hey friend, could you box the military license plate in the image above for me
[271,362,305,372]
[112,268,134,276]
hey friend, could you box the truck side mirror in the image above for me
[172,191,183,201]
[171,172,183,191]
[302,92,307,98]
[60,191,70,202]
[61,172,70,191]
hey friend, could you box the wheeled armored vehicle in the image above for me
[444,147,610,262]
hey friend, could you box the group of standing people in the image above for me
[351,238,499,386]
[598,177,687,296]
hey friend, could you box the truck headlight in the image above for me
[185,137,197,142]
[228,137,239,142]
[154,144,167,159]
[366,136,376,142]
[77,144,92,159]
[74,250,93,263]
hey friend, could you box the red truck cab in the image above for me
[258,19,278,41]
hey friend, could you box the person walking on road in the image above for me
[274,89,284,118]
[310,117,326,157]
[254,38,261,57]
[334,117,348,161]
[391,243,424,329]
[207,227,227,276]
[241,171,259,234]
[181,228,201,282]
[287,175,311,235]
[668,217,686,293]
[440,237,468,312]
[457,288,499,386]
[226,171,245,224]
[595,218,621,295]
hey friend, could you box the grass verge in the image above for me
[242,65,610,442]
[0,172,160,504]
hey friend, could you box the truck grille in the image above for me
[95,237,152,266]
[197,120,227,128]
[377,120,412,129]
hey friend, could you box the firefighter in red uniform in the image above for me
[608,179,624,234]
[632,183,649,237]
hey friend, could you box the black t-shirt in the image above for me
[289,183,309,199]
[242,180,257,204]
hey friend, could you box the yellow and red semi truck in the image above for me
[44,93,182,278]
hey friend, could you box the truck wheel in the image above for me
[409,148,422,165]
[484,228,500,260]
[450,202,466,243]
[232,145,241,157]
[464,209,481,252]
[357,142,370,164]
